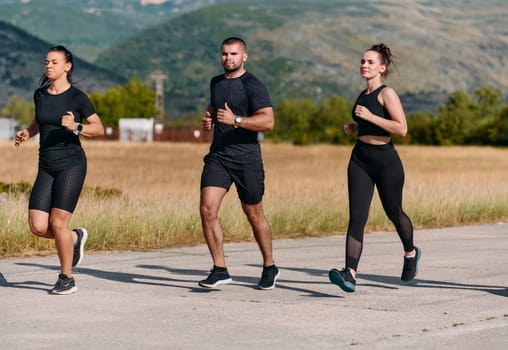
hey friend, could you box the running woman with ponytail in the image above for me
[15,45,104,295]
[329,43,421,293]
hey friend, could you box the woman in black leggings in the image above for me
[15,46,104,295]
[329,43,421,293]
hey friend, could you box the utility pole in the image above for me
[150,71,168,124]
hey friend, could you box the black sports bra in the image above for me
[352,85,391,137]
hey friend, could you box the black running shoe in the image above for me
[256,265,280,290]
[401,247,422,282]
[72,228,88,267]
[198,266,232,288]
[51,274,77,295]
[329,268,356,293]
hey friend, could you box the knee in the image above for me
[243,205,266,225]
[49,219,69,236]
[348,216,368,230]
[386,208,404,224]
[246,211,263,224]
[386,212,399,223]
[29,221,49,237]
[349,207,369,226]
[200,204,218,223]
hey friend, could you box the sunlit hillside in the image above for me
[0,0,506,115]
[95,0,508,112]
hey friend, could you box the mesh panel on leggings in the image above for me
[393,210,414,253]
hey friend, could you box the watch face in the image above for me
[77,124,83,132]
[235,117,242,124]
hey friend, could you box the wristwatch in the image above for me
[233,116,243,128]
[74,123,83,135]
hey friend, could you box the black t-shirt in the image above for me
[34,85,96,171]
[352,85,391,137]
[208,71,272,164]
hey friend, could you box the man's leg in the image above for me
[242,201,274,266]
[242,201,279,289]
[200,186,228,267]
[198,186,233,288]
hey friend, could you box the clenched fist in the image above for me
[61,111,77,131]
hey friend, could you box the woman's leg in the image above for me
[376,147,421,281]
[376,148,415,254]
[50,163,87,277]
[329,151,375,292]
[28,169,54,238]
[345,155,375,272]
[50,208,74,277]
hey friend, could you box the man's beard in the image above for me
[224,65,241,74]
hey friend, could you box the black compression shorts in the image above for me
[29,161,87,213]
[200,154,265,205]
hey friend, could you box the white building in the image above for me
[0,118,16,140]
[118,118,155,142]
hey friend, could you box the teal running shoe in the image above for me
[329,268,356,293]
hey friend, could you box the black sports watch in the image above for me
[74,123,83,135]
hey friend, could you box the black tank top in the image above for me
[352,85,390,137]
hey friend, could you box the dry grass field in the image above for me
[0,139,507,258]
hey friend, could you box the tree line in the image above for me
[271,86,507,146]
[2,81,506,146]
[0,78,157,129]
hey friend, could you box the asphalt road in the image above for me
[1,223,507,349]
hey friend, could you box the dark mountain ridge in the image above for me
[0,21,124,107]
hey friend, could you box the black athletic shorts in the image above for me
[29,161,87,213]
[200,154,265,205]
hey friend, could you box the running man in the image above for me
[198,37,279,290]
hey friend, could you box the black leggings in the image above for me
[29,162,87,213]
[345,140,414,271]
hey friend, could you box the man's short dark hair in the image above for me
[222,37,247,50]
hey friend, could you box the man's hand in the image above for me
[216,102,235,126]
[202,111,213,130]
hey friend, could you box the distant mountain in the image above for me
[0,0,232,61]
[94,0,508,114]
[1,0,506,117]
[0,21,124,107]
